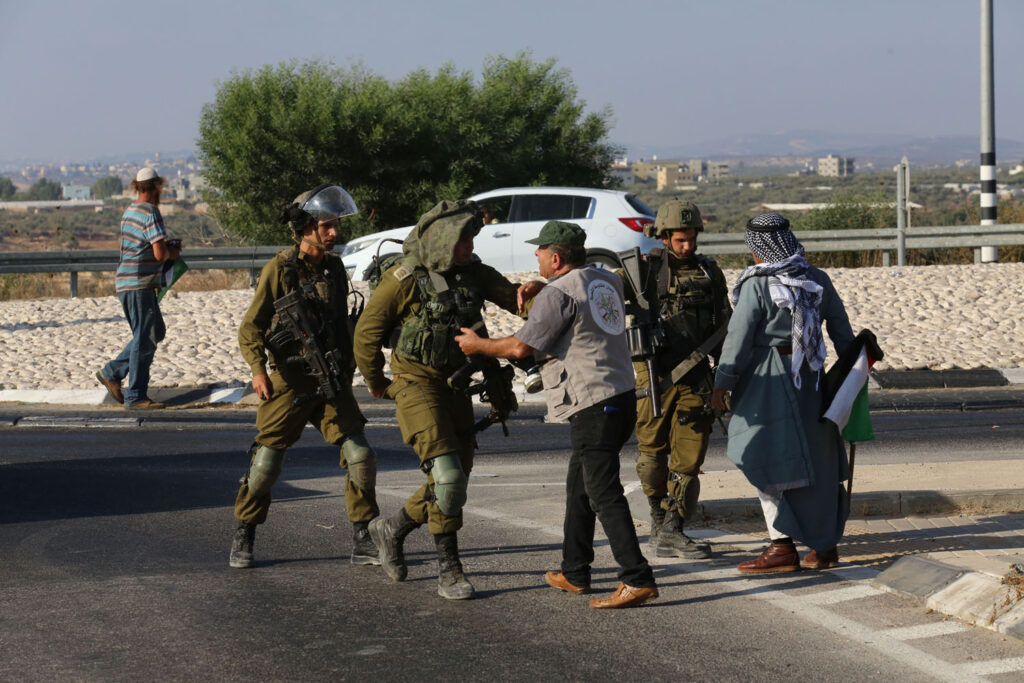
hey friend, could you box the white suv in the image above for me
[341,186,659,280]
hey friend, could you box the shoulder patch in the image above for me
[392,265,411,281]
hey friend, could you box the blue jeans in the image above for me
[561,391,655,589]
[103,288,166,405]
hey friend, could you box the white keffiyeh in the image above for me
[732,252,825,389]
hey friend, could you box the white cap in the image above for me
[136,167,159,182]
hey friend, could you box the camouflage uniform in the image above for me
[623,201,731,558]
[354,200,521,599]
[229,184,378,569]
[234,247,375,525]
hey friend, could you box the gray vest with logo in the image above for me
[537,266,635,422]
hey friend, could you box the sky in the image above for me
[1,0,1022,162]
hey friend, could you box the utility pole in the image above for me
[980,0,997,263]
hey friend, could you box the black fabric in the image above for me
[560,391,655,588]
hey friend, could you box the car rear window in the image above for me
[625,194,655,217]
[510,194,594,222]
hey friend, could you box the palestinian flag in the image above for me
[821,329,884,443]
[157,257,188,302]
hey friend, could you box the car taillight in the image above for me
[618,217,653,232]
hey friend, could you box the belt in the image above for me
[777,345,792,355]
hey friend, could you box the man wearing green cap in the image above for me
[456,220,659,609]
[354,199,541,600]
[623,200,731,559]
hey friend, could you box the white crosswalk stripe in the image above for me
[879,622,968,641]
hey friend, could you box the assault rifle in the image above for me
[268,290,348,406]
[447,322,520,436]
[466,360,519,436]
[596,246,666,418]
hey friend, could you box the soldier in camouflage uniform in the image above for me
[624,200,731,559]
[229,184,380,569]
[354,199,539,600]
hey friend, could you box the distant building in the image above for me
[817,154,855,177]
[61,184,92,200]
[708,161,730,180]
[656,163,697,191]
[609,166,639,185]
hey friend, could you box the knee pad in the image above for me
[430,453,468,517]
[341,434,377,492]
[248,445,285,496]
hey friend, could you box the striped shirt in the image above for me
[115,202,167,292]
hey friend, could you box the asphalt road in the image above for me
[4,404,1024,680]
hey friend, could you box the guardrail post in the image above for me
[882,252,890,268]
[69,272,78,298]
[896,157,908,266]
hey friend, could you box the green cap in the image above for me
[525,220,586,247]
[649,200,703,237]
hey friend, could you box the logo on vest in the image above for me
[587,279,625,335]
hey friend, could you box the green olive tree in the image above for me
[197,54,619,244]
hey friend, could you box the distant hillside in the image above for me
[624,130,1024,168]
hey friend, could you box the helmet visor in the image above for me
[302,185,359,222]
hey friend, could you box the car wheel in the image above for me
[585,247,621,270]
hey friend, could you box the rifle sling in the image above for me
[658,323,729,392]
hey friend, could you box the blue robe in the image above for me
[714,266,855,551]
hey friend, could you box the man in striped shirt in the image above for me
[96,167,182,409]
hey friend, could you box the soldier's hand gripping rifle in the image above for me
[607,247,665,418]
[268,290,347,406]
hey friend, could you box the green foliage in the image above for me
[91,176,123,199]
[197,54,618,244]
[0,177,16,200]
[26,178,62,200]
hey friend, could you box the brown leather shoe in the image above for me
[589,583,659,609]
[545,571,590,594]
[802,547,840,569]
[737,541,800,574]
[95,371,124,404]
[125,398,166,410]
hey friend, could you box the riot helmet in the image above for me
[647,199,704,238]
[280,184,359,233]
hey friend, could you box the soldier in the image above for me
[230,184,380,569]
[625,200,731,559]
[354,199,540,600]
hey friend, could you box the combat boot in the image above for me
[368,509,420,581]
[351,521,382,566]
[647,496,666,546]
[656,510,711,559]
[229,520,256,568]
[435,532,475,600]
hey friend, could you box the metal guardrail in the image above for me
[2,223,1023,298]
[698,224,1024,259]
[0,246,289,297]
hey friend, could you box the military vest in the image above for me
[394,264,485,370]
[644,249,725,373]
[268,247,354,370]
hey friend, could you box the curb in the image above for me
[700,489,1024,521]
[874,556,1024,640]
[1,367,1022,407]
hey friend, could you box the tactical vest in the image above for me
[394,265,485,369]
[644,249,725,373]
[268,247,354,370]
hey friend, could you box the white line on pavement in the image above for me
[959,656,1024,676]
[798,584,882,605]
[878,622,968,641]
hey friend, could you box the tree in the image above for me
[92,176,123,199]
[26,178,62,201]
[198,54,619,244]
[0,177,16,200]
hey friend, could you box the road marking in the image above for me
[879,622,968,641]
[799,584,881,605]
[959,656,1024,676]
